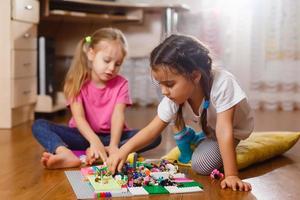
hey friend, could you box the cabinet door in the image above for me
[11,77,37,108]
[11,21,37,50]
[11,50,37,78]
[12,0,39,23]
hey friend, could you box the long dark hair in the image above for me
[150,34,213,134]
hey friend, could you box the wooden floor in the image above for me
[1,107,300,200]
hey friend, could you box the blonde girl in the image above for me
[32,28,161,169]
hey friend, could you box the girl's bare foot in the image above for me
[41,152,51,167]
[42,147,81,169]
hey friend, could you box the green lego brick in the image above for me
[178,181,204,189]
[143,185,170,194]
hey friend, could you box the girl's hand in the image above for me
[86,141,107,165]
[85,147,96,165]
[105,145,119,156]
[106,150,128,174]
[220,176,252,191]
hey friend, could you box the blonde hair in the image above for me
[64,27,128,102]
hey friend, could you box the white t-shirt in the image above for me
[157,68,254,140]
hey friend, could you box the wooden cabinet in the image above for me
[11,21,37,49]
[11,50,37,78]
[12,0,39,23]
[11,77,37,108]
[0,0,188,127]
[0,0,39,128]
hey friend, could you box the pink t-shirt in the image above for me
[68,75,132,133]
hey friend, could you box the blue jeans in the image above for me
[32,119,161,154]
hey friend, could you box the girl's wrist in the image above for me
[225,168,239,177]
[109,143,119,148]
[225,174,239,178]
[224,168,239,177]
[119,145,131,156]
[89,134,101,143]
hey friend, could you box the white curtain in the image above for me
[250,0,300,111]
[121,0,300,109]
[179,0,300,111]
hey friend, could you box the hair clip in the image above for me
[85,36,92,44]
[203,100,210,109]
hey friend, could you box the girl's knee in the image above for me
[191,158,213,175]
[32,119,49,136]
[191,152,222,175]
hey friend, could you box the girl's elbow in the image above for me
[215,130,223,140]
[112,112,125,121]
[74,116,86,124]
[215,127,233,139]
[146,123,165,138]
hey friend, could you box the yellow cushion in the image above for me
[161,131,300,169]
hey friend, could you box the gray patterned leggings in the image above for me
[191,138,240,175]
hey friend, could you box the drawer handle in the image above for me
[25,5,33,10]
[23,62,31,67]
[23,33,31,38]
[23,90,31,95]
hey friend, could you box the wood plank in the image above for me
[0,108,300,199]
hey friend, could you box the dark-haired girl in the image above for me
[107,34,253,192]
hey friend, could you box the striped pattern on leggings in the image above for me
[191,138,239,175]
